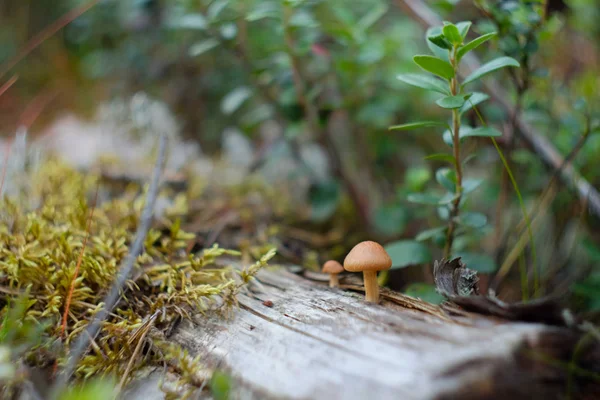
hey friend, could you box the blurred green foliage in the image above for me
[0,0,599,308]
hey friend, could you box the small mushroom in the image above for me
[322,260,344,288]
[343,241,392,303]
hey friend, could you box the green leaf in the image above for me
[384,240,432,269]
[404,283,445,304]
[457,32,496,61]
[211,371,232,400]
[456,212,487,228]
[309,180,340,222]
[416,226,447,241]
[173,14,208,30]
[396,74,450,95]
[463,56,520,85]
[456,252,497,273]
[436,95,466,109]
[246,2,280,21]
[459,92,490,114]
[426,27,450,61]
[413,55,455,80]
[463,178,483,194]
[443,126,502,145]
[221,87,252,114]
[442,23,462,45]
[407,192,456,206]
[389,121,446,131]
[456,21,472,38]
[373,205,408,236]
[464,126,502,138]
[428,34,452,50]
[436,168,456,192]
[58,378,116,400]
[357,3,387,32]
[189,38,220,56]
[404,167,432,192]
[424,153,456,164]
[208,0,230,21]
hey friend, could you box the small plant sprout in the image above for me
[343,241,392,303]
[391,21,520,259]
[322,260,344,288]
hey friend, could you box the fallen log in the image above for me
[126,268,600,400]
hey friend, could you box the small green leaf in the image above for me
[459,92,490,114]
[357,3,387,32]
[456,21,472,38]
[221,87,252,115]
[404,167,432,192]
[397,73,450,95]
[457,32,496,61]
[463,178,483,194]
[463,56,520,86]
[384,240,432,269]
[416,226,447,241]
[189,38,220,56]
[413,55,455,80]
[465,126,502,138]
[456,212,487,228]
[443,126,502,145]
[436,95,466,109]
[407,192,456,206]
[436,168,456,192]
[389,121,446,131]
[246,3,280,21]
[424,153,456,164]
[442,23,462,45]
[426,27,450,61]
[373,205,408,236]
[208,0,230,21]
[404,283,445,304]
[173,14,208,30]
[428,34,452,50]
[456,252,497,273]
[211,371,232,400]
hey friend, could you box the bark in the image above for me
[126,268,600,400]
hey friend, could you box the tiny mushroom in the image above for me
[322,260,344,288]
[343,241,392,303]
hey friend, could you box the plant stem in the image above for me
[444,47,463,258]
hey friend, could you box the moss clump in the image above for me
[0,157,276,397]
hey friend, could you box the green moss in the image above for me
[0,157,276,396]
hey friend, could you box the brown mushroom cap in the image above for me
[343,241,392,272]
[322,260,344,274]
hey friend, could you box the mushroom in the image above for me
[343,241,392,303]
[322,260,344,288]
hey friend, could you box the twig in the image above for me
[59,183,100,339]
[0,75,18,98]
[394,0,600,218]
[49,133,167,399]
[0,0,100,80]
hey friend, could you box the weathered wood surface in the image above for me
[125,268,598,400]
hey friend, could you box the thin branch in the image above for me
[394,0,600,218]
[60,183,100,339]
[49,133,167,399]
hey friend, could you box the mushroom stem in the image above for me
[363,270,379,303]
[329,274,339,288]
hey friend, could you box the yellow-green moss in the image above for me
[0,157,276,396]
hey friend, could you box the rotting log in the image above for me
[125,268,600,400]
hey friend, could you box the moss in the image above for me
[0,157,277,396]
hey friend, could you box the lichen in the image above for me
[0,155,277,397]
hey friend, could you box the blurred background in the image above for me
[1,0,599,311]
